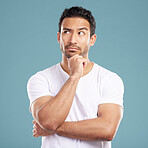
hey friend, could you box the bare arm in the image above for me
[31,55,87,132]
[33,103,123,141]
[56,104,123,141]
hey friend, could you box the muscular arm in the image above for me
[31,55,87,132]
[33,103,123,141]
[56,104,123,141]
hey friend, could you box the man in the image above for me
[27,6,124,148]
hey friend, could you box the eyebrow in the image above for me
[78,27,88,31]
[63,28,71,31]
[63,27,88,31]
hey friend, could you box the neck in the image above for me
[60,54,94,76]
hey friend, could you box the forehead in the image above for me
[61,17,90,30]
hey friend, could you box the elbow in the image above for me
[96,126,116,141]
[40,120,59,132]
[36,110,59,132]
[105,133,115,141]
[104,127,116,141]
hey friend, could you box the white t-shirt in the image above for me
[27,63,124,148]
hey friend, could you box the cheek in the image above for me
[60,36,68,46]
[81,38,90,48]
[59,38,65,48]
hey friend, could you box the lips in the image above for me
[65,44,80,51]
[67,47,79,51]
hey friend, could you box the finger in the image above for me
[32,129,37,134]
[33,124,36,129]
[76,57,87,66]
[68,54,79,61]
[33,133,39,137]
[32,120,36,124]
[70,54,79,58]
[35,122,40,128]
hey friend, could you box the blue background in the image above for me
[0,0,148,147]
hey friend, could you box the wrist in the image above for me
[55,124,64,135]
[70,73,81,80]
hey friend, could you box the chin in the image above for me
[65,54,72,59]
[65,52,80,59]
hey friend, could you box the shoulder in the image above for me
[27,63,61,89]
[27,63,60,103]
[94,63,123,81]
[93,63,124,90]
[93,64,124,107]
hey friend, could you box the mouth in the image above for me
[67,47,79,51]
[64,45,81,58]
[65,45,80,52]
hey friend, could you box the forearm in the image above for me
[54,104,123,141]
[33,104,122,140]
[37,75,80,131]
[56,118,114,141]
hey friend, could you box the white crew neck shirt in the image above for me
[27,63,124,148]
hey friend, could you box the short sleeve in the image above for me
[27,72,52,106]
[99,73,124,108]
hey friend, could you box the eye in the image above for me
[78,31,84,35]
[63,30,70,34]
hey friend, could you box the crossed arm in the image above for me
[32,100,123,141]
[31,56,123,141]
[56,104,123,141]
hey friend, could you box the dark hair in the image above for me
[58,6,96,37]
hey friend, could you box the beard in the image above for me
[62,43,88,59]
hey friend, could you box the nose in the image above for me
[69,33,77,44]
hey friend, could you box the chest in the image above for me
[69,78,100,120]
[49,74,101,121]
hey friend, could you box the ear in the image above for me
[57,32,60,43]
[90,34,97,46]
